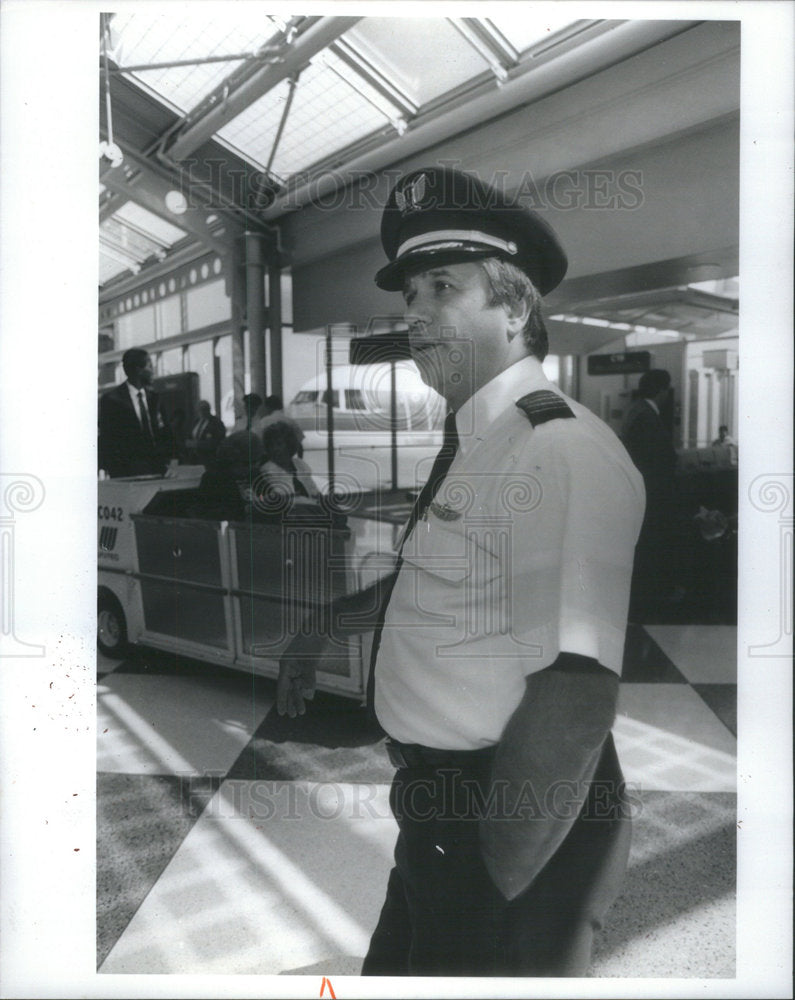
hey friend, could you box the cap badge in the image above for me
[395,173,427,215]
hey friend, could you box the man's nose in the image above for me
[404,310,425,331]
[404,297,430,329]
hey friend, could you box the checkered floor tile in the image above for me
[97,625,737,976]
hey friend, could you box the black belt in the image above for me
[384,738,496,770]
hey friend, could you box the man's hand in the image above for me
[276,576,396,717]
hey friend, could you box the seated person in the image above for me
[191,432,263,521]
[253,394,306,457]
[256,421,322,517]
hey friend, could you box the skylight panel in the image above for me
[99,251,132,285]
[108,10,286,113]
[217,51,396,178]
[484,15,582,56]
[112,202,187,247]
[343,19,492,107]
[214,78,293,176]
[101,216,165,265]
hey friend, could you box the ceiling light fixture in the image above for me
[165,190,188,215]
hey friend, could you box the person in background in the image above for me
[712,424,738,464]
[621,368,682,618]
[192,431,263,521]
[277,165,645,977]
[98,348,171,478]
[188,400,227,466]
[254,393,306,457]
[256,421,320,513]
[233,392,263,432]
[621,370,677,484]
[712,424,735,446]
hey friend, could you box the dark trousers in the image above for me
[362,734,632,977]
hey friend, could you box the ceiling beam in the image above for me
[546,249,739,313]
[100,149,238,255]
[99,187,128,223]
[166,16,362,162]
[99,240,217,305]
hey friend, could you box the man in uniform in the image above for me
[278,166,645,976]
[98,348,170,478]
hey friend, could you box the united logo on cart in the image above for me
[99,526,118,552]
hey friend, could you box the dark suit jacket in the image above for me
[190,414,227,465]
[621,398,677,519]
[98,382,170,478]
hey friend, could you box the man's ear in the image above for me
[504,298,531,342]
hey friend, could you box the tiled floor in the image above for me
[97,623,737,978]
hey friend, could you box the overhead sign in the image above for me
[587,351,652,375]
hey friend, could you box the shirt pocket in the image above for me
[401,518,501,588]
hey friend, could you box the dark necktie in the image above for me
[138,391,154,443]
[366,411,459,721]
[402,410,460,540]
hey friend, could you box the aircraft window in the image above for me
[320,390,339,407]
[345,389,367,410]
[293,390,319,404]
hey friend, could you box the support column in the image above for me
[245,231,267,401]
[268,264,283,400]
[224,242,246,423]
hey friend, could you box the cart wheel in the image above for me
[97,593,128,657]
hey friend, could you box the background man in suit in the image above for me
[98,348,170,478]
[621,368,680,619]
[188,399,227,466]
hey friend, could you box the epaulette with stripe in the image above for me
[515,390,576,426]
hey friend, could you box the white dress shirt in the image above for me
[374,356,646,749]
[126,380,151,431]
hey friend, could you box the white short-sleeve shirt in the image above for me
[374,356,645,749]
